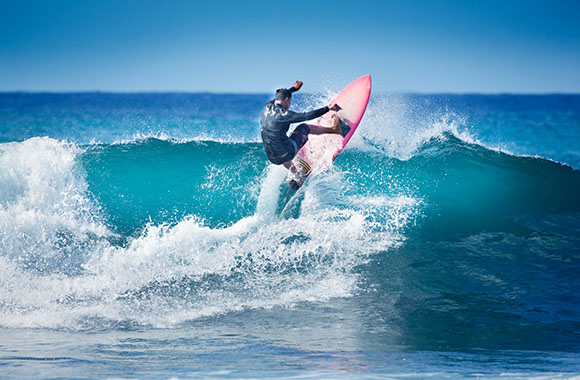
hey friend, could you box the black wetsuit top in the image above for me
[260,100,329,160]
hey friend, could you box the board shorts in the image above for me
[268,124,310,165]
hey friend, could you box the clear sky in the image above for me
[1,0,579,93]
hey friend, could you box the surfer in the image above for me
[260,80,342,170]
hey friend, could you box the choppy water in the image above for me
[1,91,580,379]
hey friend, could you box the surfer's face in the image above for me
[280,96,292,110]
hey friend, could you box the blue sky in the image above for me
[1,0,579,93]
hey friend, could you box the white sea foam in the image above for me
[0,137,111,269]
[0,137,420,330]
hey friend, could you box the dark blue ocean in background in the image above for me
[1,90,580,379]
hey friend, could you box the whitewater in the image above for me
[1,91,580,379]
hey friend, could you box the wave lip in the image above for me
[107,132,262,146]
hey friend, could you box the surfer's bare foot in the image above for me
[330,114,342,135]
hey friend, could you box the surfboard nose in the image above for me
[361,74,372,89]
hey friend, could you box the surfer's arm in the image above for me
[289,81,303,93]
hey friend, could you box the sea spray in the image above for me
[0,137,110,273]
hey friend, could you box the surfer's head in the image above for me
[275,88,292,110]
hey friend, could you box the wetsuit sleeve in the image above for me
[276,106,329,124]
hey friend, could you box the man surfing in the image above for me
[260,80,342,172]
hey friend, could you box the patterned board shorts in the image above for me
[289,123,310,154]
[268,123,310,165]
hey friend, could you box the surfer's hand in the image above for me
[329,103,342,112]
[292,81,303,91]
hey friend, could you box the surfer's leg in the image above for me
[290,124,310,149]
[307,114,342,135]
[282,137,300,175]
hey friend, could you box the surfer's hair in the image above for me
[275,88,293,101]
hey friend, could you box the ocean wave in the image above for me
[1,132,579,332]
[0,137,418,330]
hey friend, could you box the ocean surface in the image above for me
[1,90,580,379]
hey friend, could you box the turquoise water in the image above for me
[1,92,580,378]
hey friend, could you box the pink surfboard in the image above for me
[290,75,372,188]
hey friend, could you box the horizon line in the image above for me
[1,90,580,96]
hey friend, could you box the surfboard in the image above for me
[288,74,372,190]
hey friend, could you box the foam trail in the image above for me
[255,164,287,220]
